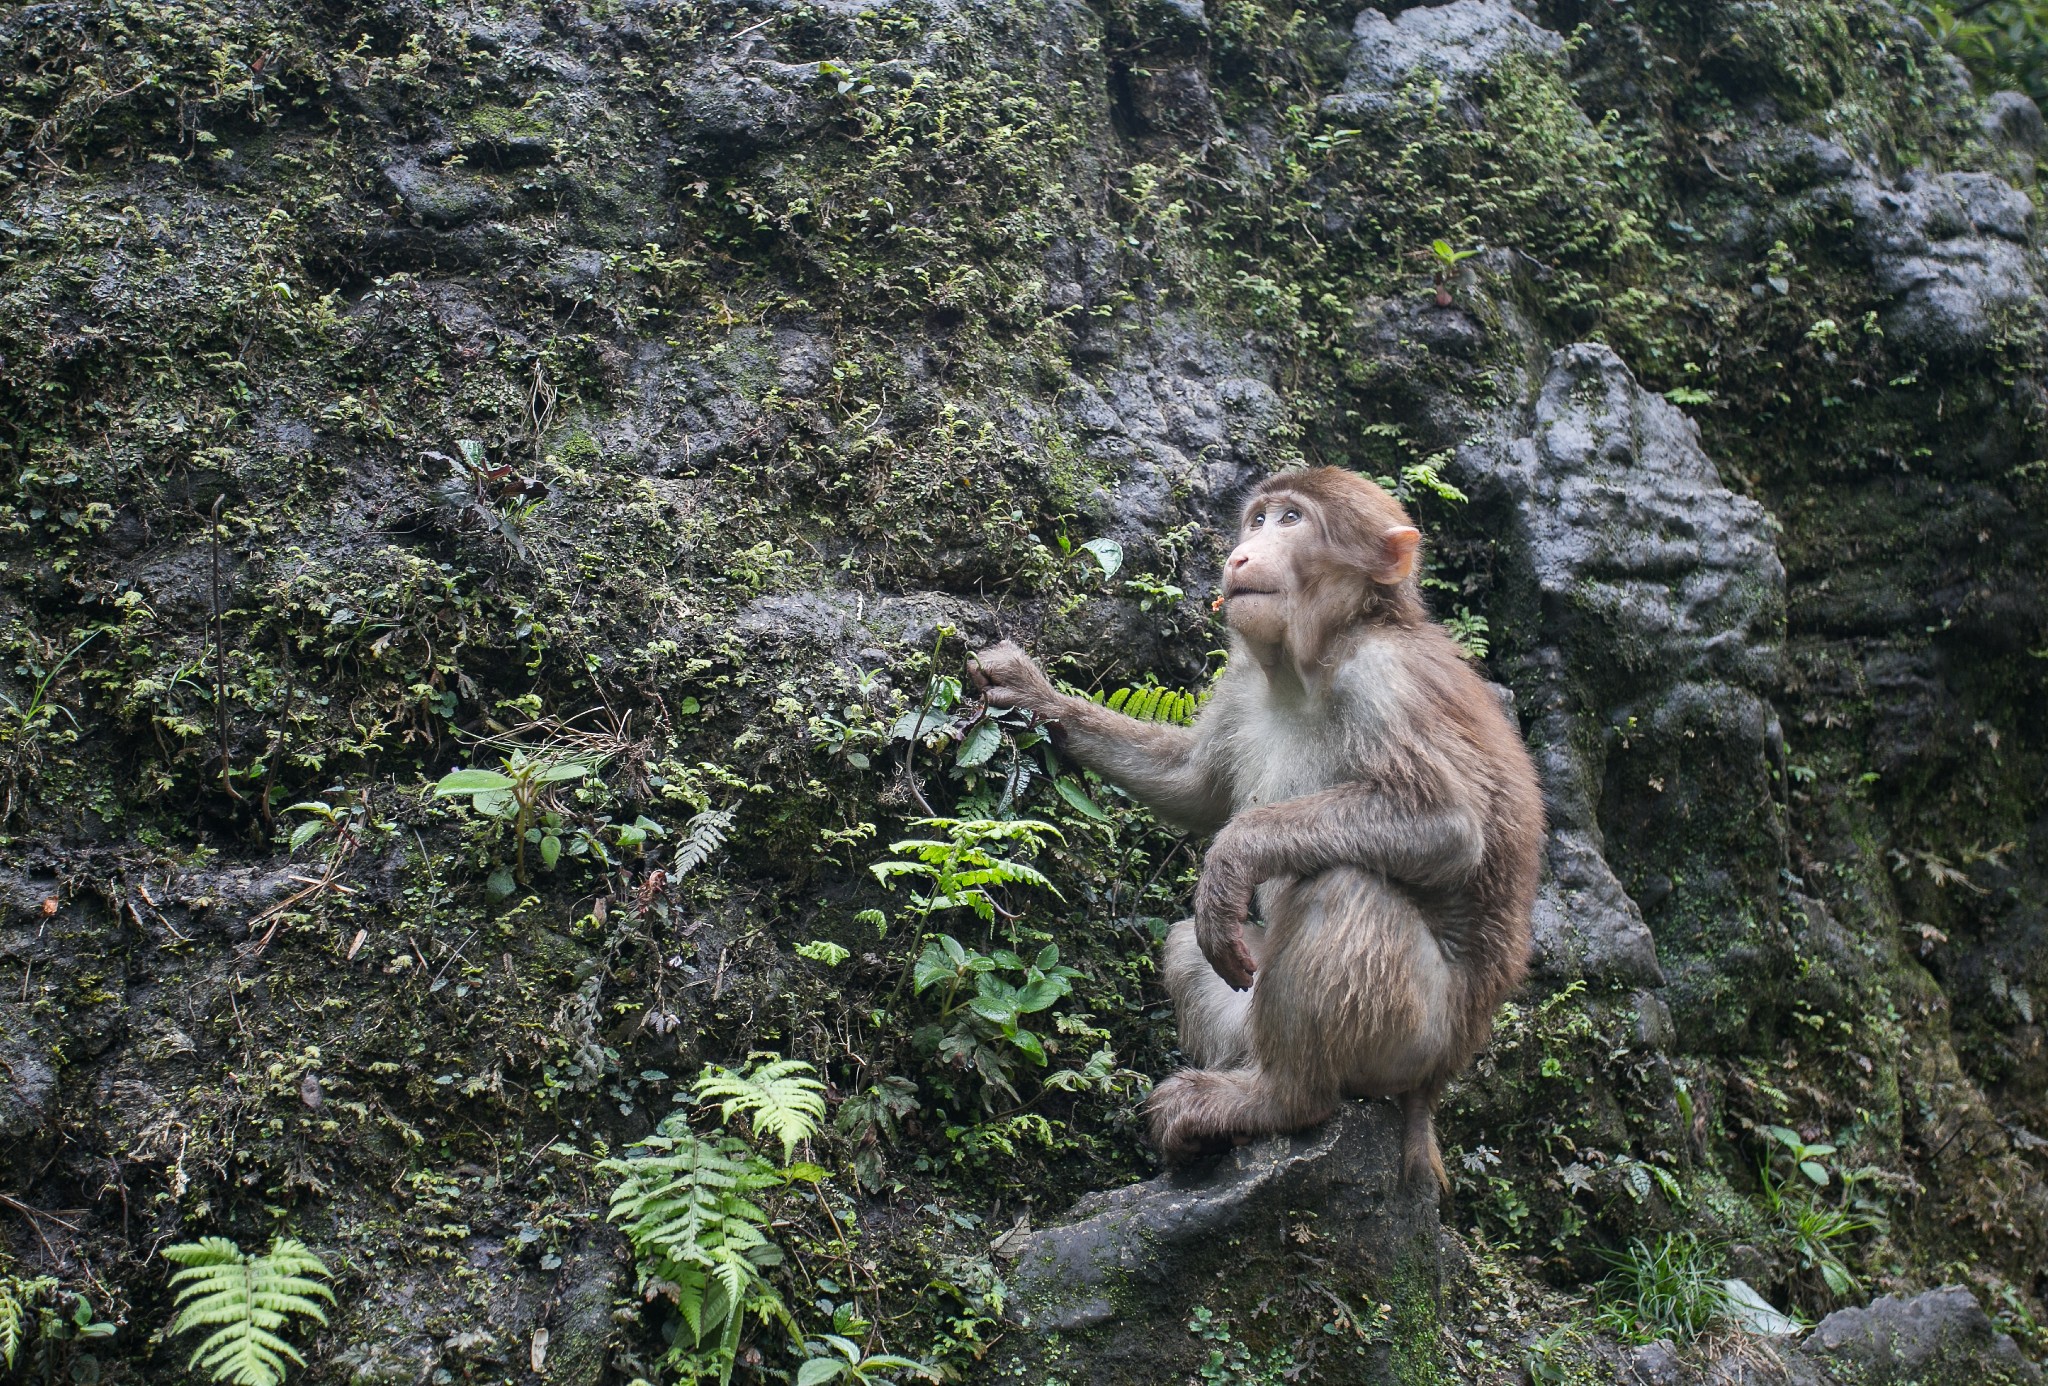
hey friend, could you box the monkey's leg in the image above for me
[1150,871,1451,1165]
[1160,918,1261,1068]
[1148,905,1338,1158]
[1145,1061,1338,1161]
[1399,1086,1449,1192]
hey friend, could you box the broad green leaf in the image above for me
[538,834,562,870]
[797,1361,845,1386]
[913,944,955,995]
[289,820,328,851]
[1014,977,1065,1013]
[434,768,515,794]
[955,721,1001,768]
[1799,1161,1830,1186]
[1078,537,1124,579]
[967,994,1019,1025]
[1055,777,1110,821]
[533,761,591,783]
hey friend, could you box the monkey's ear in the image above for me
[1372,526,1421,584]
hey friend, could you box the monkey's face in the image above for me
[1221,492,1315,652]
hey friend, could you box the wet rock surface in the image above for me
[1456,343,1783,1006]
[1325,0,1564,119]
[998,1101,1442,1385]
[1792,1286,2044,1385]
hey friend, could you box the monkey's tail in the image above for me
[1399,1087,1448,1195]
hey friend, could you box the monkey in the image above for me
[968,467,1542,1186]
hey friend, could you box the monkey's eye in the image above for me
[1247,511,1266,528]
[1279,508,1302,525]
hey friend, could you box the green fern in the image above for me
[1090,684,1203,725]
[163,1237,335,1386]
[601,1126,793,1385]
[869,818,1063,928]
[0,1273,56,1368]
[672,808,734,880]
[695,1057,827,1164]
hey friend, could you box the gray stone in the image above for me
[999,1101,1441,1384]
[1841,170,2042,359]
[1530,827,1664,987]
[1324,0,1564,119]
[1793,1286,2042,1385]
[670,58,829,159]
[1628,1339,1685,1386]
[382,160,505,228]
[1981,90,2046,157]
[1452,345,1784,993]
[0,1003,57,1173]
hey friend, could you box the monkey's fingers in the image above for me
[1201,930,1257,991]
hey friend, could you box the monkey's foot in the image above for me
[1144,1069,1253,1163]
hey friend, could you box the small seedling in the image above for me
[1427,238,1482,306]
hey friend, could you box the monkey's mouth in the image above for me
[1221,587,1277,600]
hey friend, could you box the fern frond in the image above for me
[695,1057,826,1163]
[1092,683,1203,725]
[600,1128,791,1384]
[0,1290,18,1371]
[164,1237,335,1386]
[673,808,734,880]
[0,1274,53,1369]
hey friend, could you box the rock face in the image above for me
[998,1102,1443,1385]
[3,0,2048,1380]
[1458,344,1784,1016]
[1793,1286,2043,1385]
[1845,170,2042,359]
[1325,0,1564,119]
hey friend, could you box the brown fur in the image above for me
[970,467,1544,1187]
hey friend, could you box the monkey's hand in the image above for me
[1193,843,1259,991]
[967,640,1065,722]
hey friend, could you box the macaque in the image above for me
[969,468,1542,1185]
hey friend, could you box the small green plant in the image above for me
[794,1335,938,1385]
[1758,1124,1837,1188]
[0,1273,57,1368]
[694,1057,829,1164]
[0,629,98,820]
[1444,608,1489,660]
[1592,1233,1728,1342]
[1755,1125,1880,1300]
[1187,1306,1294,1385]
[425,437,550,558]
[1522,1321,1594,1384]
[1427,237,1482,306]
[432,750,596,887]
[603,1056,827,1385]
[1785,1204,1876,1298]
[869,817,1062,945]
[162,1237,335,1386]
[912,937,1082,1107]
[834,1076,921,1191]
[1123,572,1185,611]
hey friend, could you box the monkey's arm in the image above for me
[969,641,1231,831]
[1193,784,1484,988]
